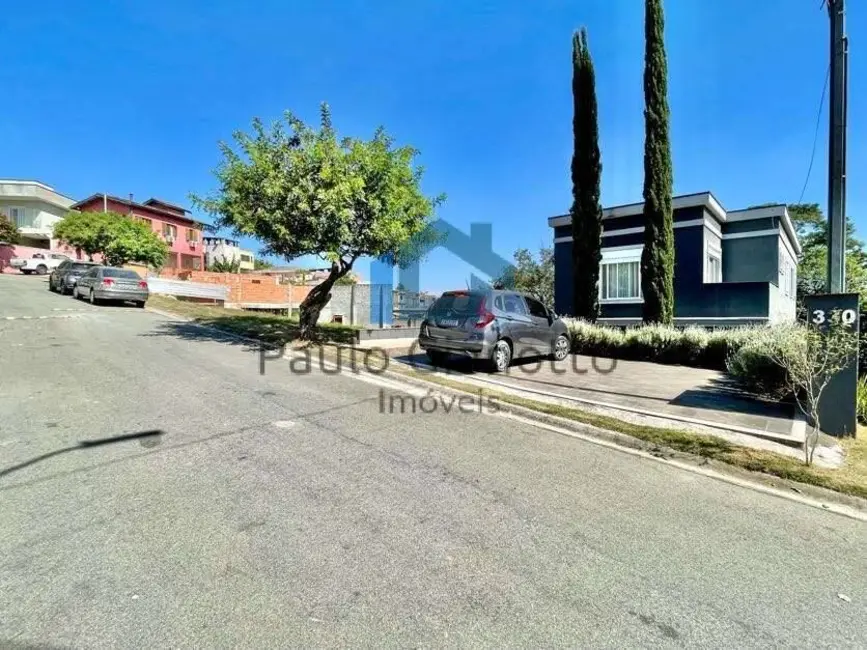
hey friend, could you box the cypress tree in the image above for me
[640,0,675,324]
[570,28,603,320]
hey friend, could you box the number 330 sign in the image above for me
[811,308,858,326]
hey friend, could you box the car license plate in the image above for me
[438,318,459,327]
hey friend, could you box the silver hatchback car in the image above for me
[73,266,149,307]
[418,290,570,372]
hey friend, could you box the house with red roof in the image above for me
[71,194,205,271]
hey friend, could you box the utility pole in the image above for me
[826,0,848,293]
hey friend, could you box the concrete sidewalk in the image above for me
[384,346,818,458]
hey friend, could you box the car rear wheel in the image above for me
[552,335,570,361]
[89,289,99,305]
[490,340,512,373]
[35,264,48,275]
[136,301,146,309]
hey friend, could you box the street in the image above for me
[1,273,866,648]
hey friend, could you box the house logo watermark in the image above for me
[369,219,516,325]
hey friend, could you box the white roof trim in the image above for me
[548,192,727,228]
[726,205,801,255]
[0,179,57,192]
[555,218,717,243]
[722,229,780,241]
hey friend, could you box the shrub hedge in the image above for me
[564,319,767,370]
[562,319,799,398]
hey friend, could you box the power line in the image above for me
[797,64,831,205]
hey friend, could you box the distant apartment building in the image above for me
[253,266,361,285]
[203,237,255,271]
[0,180,75,248]
[72,194,205,270]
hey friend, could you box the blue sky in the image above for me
[2,0,863,292]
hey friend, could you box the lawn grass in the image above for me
[147,295,359,346]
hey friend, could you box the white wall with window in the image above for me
[599,246,642,303]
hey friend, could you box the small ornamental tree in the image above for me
[766,315,859,465]
[192,103,444,338]
[0,213,20,244]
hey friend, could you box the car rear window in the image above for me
[103,268,141,279]
[430,292,484,315]
[70,263,96,272]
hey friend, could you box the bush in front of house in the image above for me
[563,318,799,398]
[723,325,798,399]
[563,318,763,371]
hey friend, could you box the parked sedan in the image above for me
[73,266,149,307]
[49,260,101,295]
[418,289,571,372]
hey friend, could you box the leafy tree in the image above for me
[335,274,358,285]
[253,258,274,270]
[55,210,167,267]
[765,315,859,464]
[640,0,675,324]
[569,28,603,320]
[101,218,168,268]
[208,257,242,273]
[788,203,867,311]
[495,247,555,309]
[53,210,114,260]
[0,213,19,244]
[192,103,444,337]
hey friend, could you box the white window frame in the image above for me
[705,251,722,283]
[599,246,643,304]
[704,227,722,284]
[5,206,27,228]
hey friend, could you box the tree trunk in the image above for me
[298,261,352,339]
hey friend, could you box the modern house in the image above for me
[202,237,255,271]
[0,180,75,248]
[549,192,801,326]
[72,194,205,271]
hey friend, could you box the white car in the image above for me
[9,253,73,275]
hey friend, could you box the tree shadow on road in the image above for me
[143,317,357,351]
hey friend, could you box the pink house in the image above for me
[72,194,205,270]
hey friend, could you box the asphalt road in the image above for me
[1,273,866,649]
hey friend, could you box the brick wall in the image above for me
[153,270,304,306]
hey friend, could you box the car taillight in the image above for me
[138,281,148,289]
[475,297,495,328]
[102,278,114,286]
